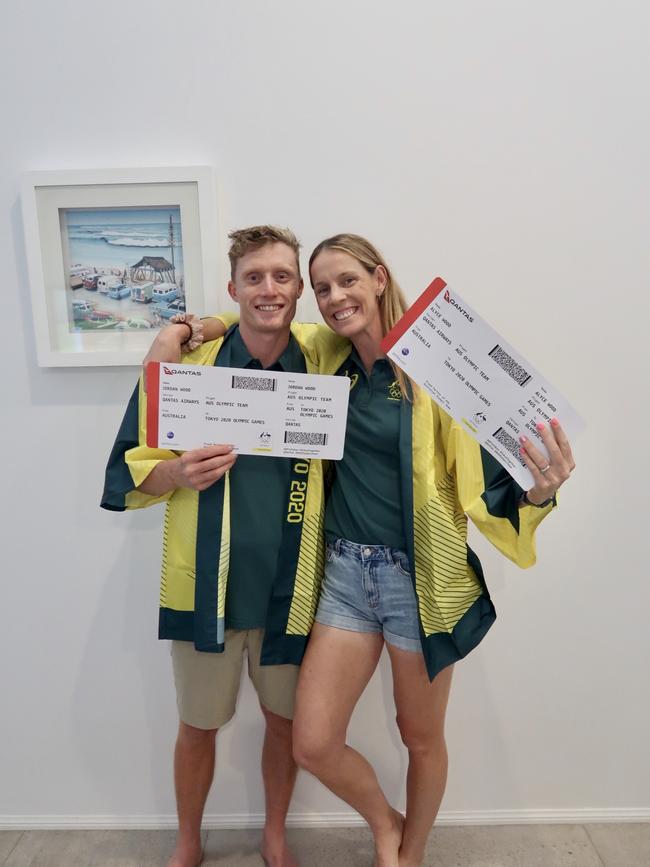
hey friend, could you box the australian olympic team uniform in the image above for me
[316,345,424,654]
[202,318,556,681]
[101,325,329,727]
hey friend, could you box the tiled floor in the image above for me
[1,824,648,866]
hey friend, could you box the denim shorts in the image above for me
[314,538,422,653]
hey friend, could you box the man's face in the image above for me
[228,242,303,334]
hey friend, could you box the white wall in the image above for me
[2,0,649,826]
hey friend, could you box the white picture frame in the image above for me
[21,166,219,366]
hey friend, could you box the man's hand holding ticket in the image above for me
[381,278,584,490]
[146,362,350,460]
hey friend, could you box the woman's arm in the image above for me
[142,316,229,366]
[439,409,574,568]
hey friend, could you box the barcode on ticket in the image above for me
[488,344,532,387]
[492,427,526,467]
[284,431,328,446]
[231,375,277,391]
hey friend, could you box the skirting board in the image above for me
[1,809,649,830]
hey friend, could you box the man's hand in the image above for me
[138,445,237,496]
[170,445,238,491]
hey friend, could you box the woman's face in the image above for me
[310,249,386,340]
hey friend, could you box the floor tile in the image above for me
[204,827,374,866]
[4,830,204,867]
[419,825,604,867]
[3,824,643,867]
[584,823,650,867]
[0,834,23,865]
[285,828,375,867]
[202,829,263,866]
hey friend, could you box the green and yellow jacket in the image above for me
[101,328,330,666]
[296,323,555,679]
[102,320,554,679]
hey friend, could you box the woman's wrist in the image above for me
[178,322,193,345]
[157,323,191,348]
[520,489,555,508]
[169,314,204,352]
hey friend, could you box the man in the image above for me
[101,226,327,867]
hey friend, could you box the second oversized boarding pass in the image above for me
[146,362,350,460]
[381,278,585,489]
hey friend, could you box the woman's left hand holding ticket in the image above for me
[519,418,576,505]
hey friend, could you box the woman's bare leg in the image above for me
[386,645,454,867]
[293,624,403,867]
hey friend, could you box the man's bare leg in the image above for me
[167,721,218,867]
[259,704,299,867]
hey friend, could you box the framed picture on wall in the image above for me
[21,167,220,366]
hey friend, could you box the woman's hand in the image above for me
[519,418,576,505]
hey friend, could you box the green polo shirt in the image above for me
[224,327,307,629]
[325,348,406,550]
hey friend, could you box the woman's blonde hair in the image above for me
[309,234,414,400]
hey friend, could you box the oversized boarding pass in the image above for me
[381,278,585,489]
[146,362,350,459]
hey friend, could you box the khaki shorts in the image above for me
[171,629,299,730]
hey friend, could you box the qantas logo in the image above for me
[443,289,474,322]
[162,365,201,376]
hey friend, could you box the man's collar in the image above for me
[276,330,304,371]
[227,325,301,371]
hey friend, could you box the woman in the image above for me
[147,235,575,867]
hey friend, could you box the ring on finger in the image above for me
[540,464,551,474]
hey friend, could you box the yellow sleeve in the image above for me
[201,312,239,339]
[290,323,349,369]
[201,318,349,371]
[102,339,225,511]
[439,410,555,568]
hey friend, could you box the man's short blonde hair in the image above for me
[228,225,301,280]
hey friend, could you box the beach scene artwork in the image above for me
[62,206,186,333]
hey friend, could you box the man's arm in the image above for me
[138,444,237,495]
